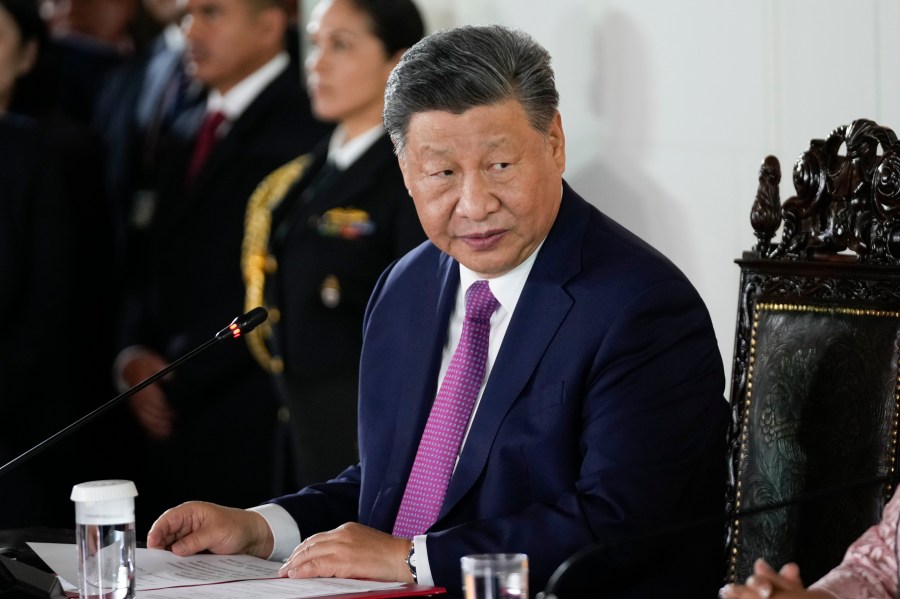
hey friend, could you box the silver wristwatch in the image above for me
[405,543,418,583]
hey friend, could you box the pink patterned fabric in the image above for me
[811,489,900,598]
[392,280,498,539]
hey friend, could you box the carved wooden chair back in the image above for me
[726,119,900,584]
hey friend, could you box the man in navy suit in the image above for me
[147,24,728,597]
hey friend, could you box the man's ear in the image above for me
[547,111,566,175]
[397,152,414,195]
[256,6,288,49]
[16,39,39,77]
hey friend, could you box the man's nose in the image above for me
[456,174,499,220]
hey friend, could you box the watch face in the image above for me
[409,553,417,567]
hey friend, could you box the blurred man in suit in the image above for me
[146,24,727,597]
[41,0,138,122]
[113,0,330,535]
[95,0,199,343]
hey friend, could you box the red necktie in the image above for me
[186,110,226,185]
[392,280,499,538]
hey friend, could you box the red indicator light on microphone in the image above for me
[229,323,242,338]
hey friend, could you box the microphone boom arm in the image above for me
[0,307,268,478]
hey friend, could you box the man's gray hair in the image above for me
[383,24,559,156]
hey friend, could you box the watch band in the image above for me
[405,542,418,583]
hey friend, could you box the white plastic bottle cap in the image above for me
[71,480,138,525]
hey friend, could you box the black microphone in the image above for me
[214,306,268,342]
[0,307,268,479]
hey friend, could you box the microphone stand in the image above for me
[0,308,268,599]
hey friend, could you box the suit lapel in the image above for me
[269,144,329,246]
[152,103,204,228]
[437,185,589,520]
[189,69,292,195]
[189,116,241,191]
[304,135,395,214]
[270,134,396,249]
[372,252,459,521]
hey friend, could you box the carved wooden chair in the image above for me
[726,119,900,584]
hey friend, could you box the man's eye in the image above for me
[430,170,453,177]
[491,163,510,171]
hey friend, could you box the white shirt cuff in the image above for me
[413,535,433,586]
[247,504,302,561]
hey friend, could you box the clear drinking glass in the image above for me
[461,553,528,599]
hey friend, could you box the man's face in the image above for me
[43,0,136,43]
[399,100,566,279]
[181,0,280,94]
[143,0,181,26]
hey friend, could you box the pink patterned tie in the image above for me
[393,280,499,538]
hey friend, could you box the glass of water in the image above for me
[461,553,528,599]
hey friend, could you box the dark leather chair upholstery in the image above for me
[726,119,900,584]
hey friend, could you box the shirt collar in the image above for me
[458,239,545,315]
[327,124,385,170]
[205,52,290,120]
[162,24,184,51]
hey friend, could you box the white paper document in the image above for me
[138,578,407,598]
[28,543,405,598]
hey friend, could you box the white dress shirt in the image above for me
[205,51,290,136]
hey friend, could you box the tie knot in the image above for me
[465,280,498,322]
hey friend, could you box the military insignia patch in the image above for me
[316,207,376,239]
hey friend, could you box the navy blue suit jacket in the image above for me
[271,182,728,597]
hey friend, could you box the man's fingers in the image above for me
[170,533,204,556]
[148,508,195,550]
[280,532,347,578]
[283,549,345,579]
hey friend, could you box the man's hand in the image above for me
[119,349,174,440]
[719,559,830,598]
[147,501,274,559]
[278,523,413,583]
[128,385,174,440]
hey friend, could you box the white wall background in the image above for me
[304,0,900,398]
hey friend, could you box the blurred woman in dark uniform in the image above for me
[242,0,426,488]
